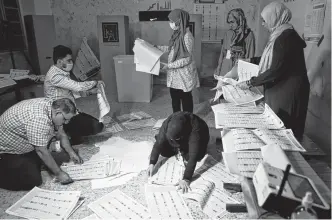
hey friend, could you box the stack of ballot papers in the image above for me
[213,103,284,129]
[133,38,163,75]
[6,187,82,219]
[60,157,121,180]
[222,145,296,178]
[222,128,306,152]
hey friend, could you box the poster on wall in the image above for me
[303,0,327,43]
[102,22,119,43]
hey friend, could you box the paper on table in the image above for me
[222,129,266,152]
[9,69,30,80]
[97,84,110,122]
[133,39,163,75]
[91,172,138,189]
[6,187,81,219]
[0,78,16,89]
[261,144,296,173]
[184,178,240,219]
[88,189,151,219]
[152,118,166,130]
[253,129,306,152]
[222,84,263,105]
[237,60,259,82]
[60,158,121,180]
[145,184,193,219]
[215,104,284,129]
[150,156,183,185]
[211,102,264,114]
[222,151,264,178]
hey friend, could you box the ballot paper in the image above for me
[97,84,110,122]
[152,118,166,130]
[214,104,284,129]
[133,38,163,75]
[222,128,306,152]
[122,118,157,130]
[183,178,240,219]
[91,172,138,189]
[211,102,264,115]
[60,158,121,180]
[9,69,30,80]
[214,74,238,86]
[193,156,239,187]
[261,144,296,173]
[88,189,151,219]
[145,184,193,219]
[222,151,263,178]
[222,84,263,105]
[116,111,152,123]
[237,60,259,82]
[6,187,81,219]
[149,156,184,185]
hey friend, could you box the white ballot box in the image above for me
[113,55,153,102]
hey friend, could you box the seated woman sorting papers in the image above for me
[147,112,210,193]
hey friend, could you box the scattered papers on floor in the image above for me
[6,187,81,219]
[152,118,166,130]
[91,172,138,190]
[122,118,157,130]
[145,184,193,219]
[222,128,306,152]
[149,156,184,185]
[133,38,163,75]
[213,104,284,129]
[60,157,121,180]
[97,83,110,122]
[88,189,151,219]
[116,111,152,123]
[183,178,240,219]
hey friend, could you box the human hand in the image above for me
[175,179,191,194]
[236,81,250,90]
[70,152,83,164]
[147,164,154,177]
[56,171,73,185]
[97,80,105,88]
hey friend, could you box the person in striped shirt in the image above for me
[44,45,105,145]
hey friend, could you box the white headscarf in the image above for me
[259,1,293,73]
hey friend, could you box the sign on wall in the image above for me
[102,22,119,43]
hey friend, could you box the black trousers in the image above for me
[63,112,104,145]
[169,88,193,113]
[0,151,42,191]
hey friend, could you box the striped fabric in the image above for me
[0,98,55,154]
[44,65,97,103]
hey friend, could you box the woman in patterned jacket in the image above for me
[156,9,199,113]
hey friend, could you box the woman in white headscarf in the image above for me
[238,1,310,140]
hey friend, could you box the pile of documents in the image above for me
[133,38,163,75]
[6,187,84,219]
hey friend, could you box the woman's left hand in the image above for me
[236,81,250,90]
[175,180,191,194]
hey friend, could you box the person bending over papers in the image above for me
[0,98,80,191]
[148,112,210,193]
[44,45,105,145]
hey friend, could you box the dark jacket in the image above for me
[149,112,210,180]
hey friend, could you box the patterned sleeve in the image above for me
[26,118,54,147]
[167,33,193,69]
[156,45,169,53]
[50,74,97,92]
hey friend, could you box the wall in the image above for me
[49,0,261,77]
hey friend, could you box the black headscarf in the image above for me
[168,9,191,62]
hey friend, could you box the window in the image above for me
[0,0,26,52]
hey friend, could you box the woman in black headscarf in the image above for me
[214,8,255,77]
[156,9,199,113]
[147,111,210,193]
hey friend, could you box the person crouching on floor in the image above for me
[44,45,105,145]
[0,98,81,191]
[147,111,210,193]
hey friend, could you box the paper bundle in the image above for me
[6,187,81,219]
[133,38,163,75]
[97,83,110,122]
